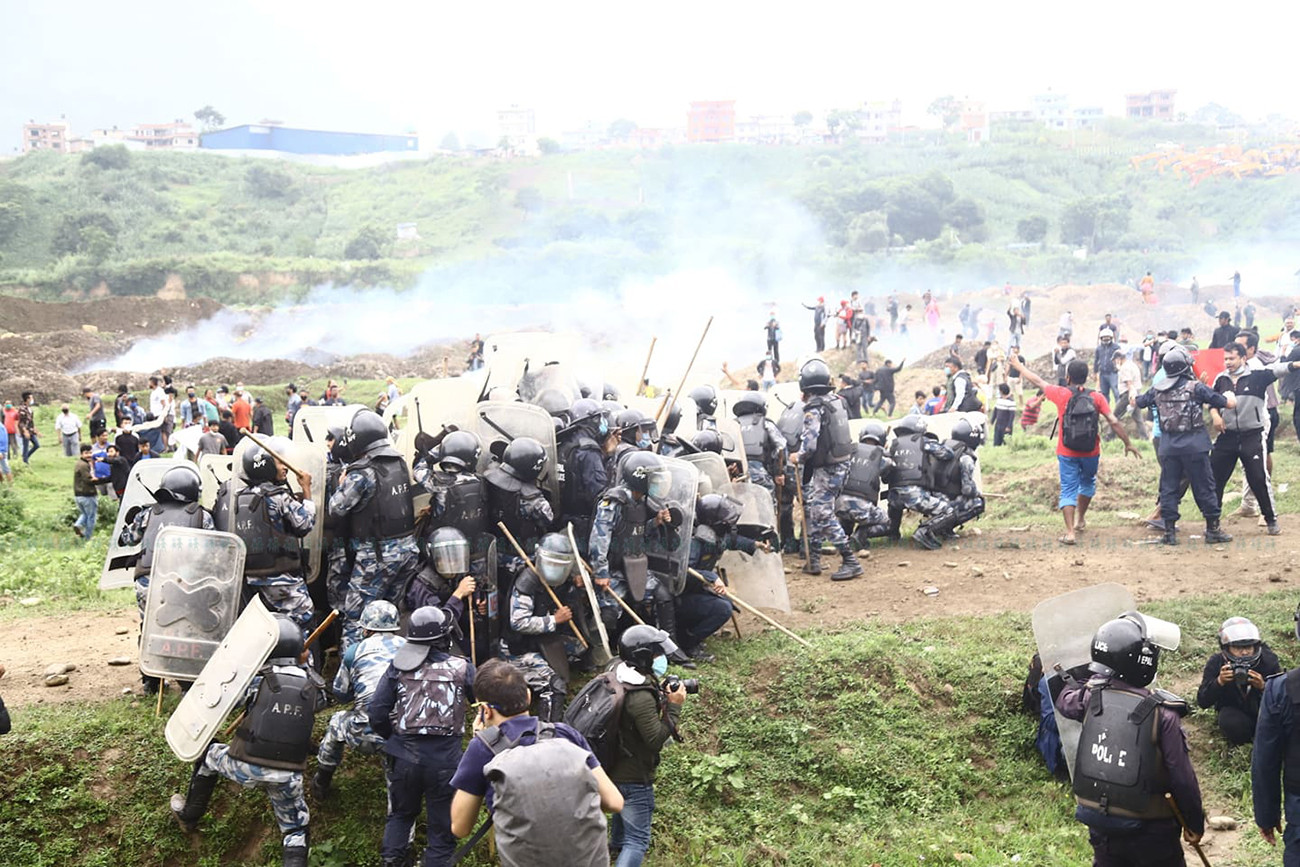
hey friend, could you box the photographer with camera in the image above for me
[1197,617,1280,745]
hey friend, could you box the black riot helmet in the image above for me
[242,443,282,483]
[620,451,664,495]
[269,617,304,662]
[732,393,766,418]
[1158,345,1193,386]
[439,430,483,472]
[615,408,656,446]
[569,397,603,430]
[799,359,833,395]
[950,418,984,449]
[692,429,723,454]
[157,465,202,504]
[859,420,889,446]
[618,624,678,675]
[689,384,718,417]
[1089,613,1159,687]
[696,492,744,530]
[393,605,454,670]
[892,415,927,437]
[326,426,348,463]
[500,436,547,483]
[601,383,621,402]
[661,403,683,437]
[534,532,575,587]
[535,388,571,420]
[340,409,389,459]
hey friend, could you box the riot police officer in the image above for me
[606,408,655,481]
[683,493,750,663]
[914,418,985,550]
[322,426,352,617]
[691,429,723,454]
[485,435,556,567]
[689,384,719,431]
[117,464,214,694]
[789,359,863,581]
[884,416,955,549]
[233,441,318,639]
[171,617,326,867]
[733,392,787,496]
[774,396,804,553]
[1057,612,1204,865]
[328,409,418,649]
[657,403,687,457]
[500,533,583,721]
[835,421,893,551]
[557,399,609,553]
[1251,603,1300,857]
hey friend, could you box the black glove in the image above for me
[414,431,437,457]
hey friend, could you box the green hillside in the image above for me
[2,119,1299,302]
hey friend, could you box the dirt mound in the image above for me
[0,297,222,337]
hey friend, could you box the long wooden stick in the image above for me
[793,471,811,561]
[689,568,811,648]
[636,337,657,397]
[496,522,588,649]
[242,431,309,478]
[568,523,611,658]
[156,678,165,718]
[1164,793,1211,867]
[469,599,477,666]
[573,552,648,626]
[224,609,339,736]
[656,316,713,426]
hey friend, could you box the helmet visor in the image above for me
[431,536,470,577]
[536,548,575,587]
[646,468,672,499]
[1125,611,1181,651]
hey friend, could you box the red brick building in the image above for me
[687,101,735,143]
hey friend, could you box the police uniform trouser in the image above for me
[1088,822,1185,867]
[803,463,851,552]
[383,756,457,867]
[1210,429,1275,523]
[1158,452,1220,524]
[199,744,309,849]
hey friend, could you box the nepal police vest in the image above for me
[395,655,472,737]
[136,501,206,577]
[607,487,650,566]
[235,485,303,577]
[923,441,968,500]
[489,480,549,547]
[805,394,852,467]
[436,471,487,539]
[560,436,603,519]
[889,432,926,488]
[503,570,567,656]
[739,413,768,462]
[1072,686,1173,821]
[776,401,804,451]
[228,665,319,771]
[1281,669,1300,794]
[841,442,884,502]
[348,455,416,542]
[1154,378,1204,435]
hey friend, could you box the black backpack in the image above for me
[1061,387,1099,452]
[563,670,651,768]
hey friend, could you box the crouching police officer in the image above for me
[1058,612,1204,865]
[835,421,893,551]
[171,617,326,867]
[914,418,985,550]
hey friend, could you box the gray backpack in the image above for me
[479,721,609,867]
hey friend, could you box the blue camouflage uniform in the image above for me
[948,451,985,528]
[117,507,215,620]
[835,494,891,539]
[330,468,420,649]
[317,631,406,771]
[796,404,851,552]
[323,456,352,612]
[888,439,954,520]
[589,493,675,618]
[247,490,318,637]
[499,578,584,719]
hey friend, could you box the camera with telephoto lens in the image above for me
[1231,661,1252,686]
[662,675,699,695]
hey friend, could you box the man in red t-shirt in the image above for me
[230,391,253,431]
[1010,357,1140,544]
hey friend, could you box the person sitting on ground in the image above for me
[1196,617,1280,746]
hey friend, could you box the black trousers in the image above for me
[873,391,896,416]
[1159,451,1220,525]
[813,325,826,352]
[1088,822,1185,866]
[1211,429,1275,522]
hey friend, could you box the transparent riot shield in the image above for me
[472,534,500,659]
[291,404,368,446]
[165,596,280,763]
[229,437,327,583]
[197,454,234,512]
[1031,583,1135,781]
[171,424,206,461]
[140,528,247,681]
[681,452,729,497]
[475,401,560,503]
[719,481,777,539]
[646,456,698,596]
[719,550,791,614]
[485,331,581,394]
[713,416,749,478]
[101,458,192,591]
[626,395,698,438]
[518,362,582,406]
[388,378,485,473]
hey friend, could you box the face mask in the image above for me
[637,434,653,449]
[651,655,668,678]
[598,418,609,437]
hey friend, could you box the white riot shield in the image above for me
[165,596,280,763]
[1031,583,1135,781]
[101,458,192,591]
[389,378,484,473]
[681,452,729,496]
[719,550,791,614]
[197,454,234,512]
[720,481,777,538]
[229,438,327,582]
[713,416,749,477]
[518,362,582,406]
[484,331,582,392]
[291,404,368,446]
[475,401,560,502]
[648,456,698,596]
[140,528,247,681]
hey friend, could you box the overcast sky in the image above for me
[3,0,1296,152]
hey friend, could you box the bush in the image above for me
[81,145,132,171]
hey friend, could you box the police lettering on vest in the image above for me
[805,394,852,467]
[228,667,320,770]
[349,455,416,542]
[842,442,885,502]
[1072,686,1173,822]
[889,432,926,487]
[235,485,304,576]
[438,472,487,539]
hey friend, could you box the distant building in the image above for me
[958,99,989,144]
[735,114,796,144]
[129,120,199,149]
[1126,90,1177,120]
[990,110,1034,123]
[200,124,419,155]
[629,127,684,149]
[497,105,536,151]
[857,100,902,142]
[1032,92,1072,130]
[561,121,606,151]
[22,120,71,153]
[1072,106,1104,129]
[687,101,735,143]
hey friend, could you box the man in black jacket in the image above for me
[1197,617,1280,745]
[871,358,905,416]
[1210,311,1238,349]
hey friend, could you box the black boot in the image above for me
[170,766,218,832]
[141,673,161,695]
[802,550,822,575]
[1161,521,1178,546]
[283,844,308,867]
[912,526,941,550]
[1204,518,1233,544]
[311,764,335,799]
[654,602,697,670]
[830,547,863,581]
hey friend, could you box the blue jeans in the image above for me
[21,433,39,463]
[677,587,733,651]
[610,781,655,867]
[1056,455,1099,510]
[382,757,456,867]
[1098,372,1119,405]
[74,495,98,542]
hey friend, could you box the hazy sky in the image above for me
[3,0,1297,152]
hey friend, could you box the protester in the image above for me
[802,297,827,352]
[55,404,82,456]
[72,443,98,541]
[763,316,782,365]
